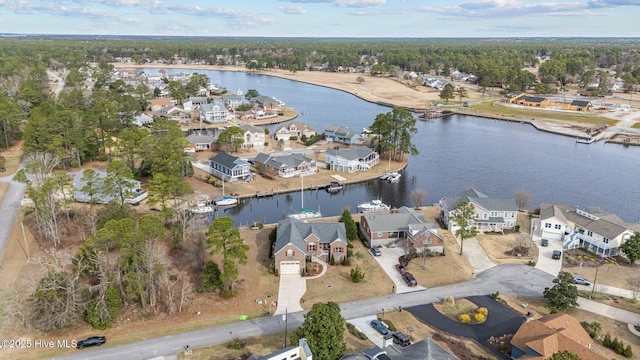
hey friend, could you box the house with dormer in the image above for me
[254,152,317,178]
[539,203,635,257]
[208,152,252,182]
[359,207,443,252]
[274,218,347,274]
[274,122,316,141]
[439,188,519,233]
[325,146,379,173]
[324,125,360,144]
[199,99,231,123]
[222,93,244,110]
[238,124,265,148]
[154,106,190,123]
[511,313,605,360]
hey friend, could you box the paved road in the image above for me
[0,174,27,267]
[48,265,554,360]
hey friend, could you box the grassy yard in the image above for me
[470,101,615,126]
[633,122,640,129]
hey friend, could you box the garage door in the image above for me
[280,261,300,275]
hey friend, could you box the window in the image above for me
[286,249,294,257]
[490,211,496,217]
[483,213,488,219]
[587,231,593,236]
[308,243,316,252]
[377,232,383,238]
[603,238,609,244]
[545,223,552,228]
[555,224,562,230]
[335,247,343,253]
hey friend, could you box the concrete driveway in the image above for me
[274,274,306,315]
[347,315,386,348]
[372,246,427,293]
[460,237,496,274]
[532,235,563,276]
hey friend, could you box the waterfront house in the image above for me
[359,206,443,252]
[539,203,635,257]
[133,113,154,127]
[238,124,265,148]
[150,97,173,112]
[439,188,519,233]
[252,95,283,111]
[254,152,317,178]
[208,152,252,182]
[73,169,147,205]
[511,313,605,360]
[222,93,244,110]
[568,100,593,111]
[274,218,347,274]
[186,132,216,151]
[273,122,316,141]
[506,92,550,108]
[199,99,231,123]
[324,125,360,144]
[325,146,379,173]
[154,106,191,123]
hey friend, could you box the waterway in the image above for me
[141,68,640,225]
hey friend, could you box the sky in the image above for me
[0,0,639,38]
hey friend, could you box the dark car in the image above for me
[77,336,106,349]
[402,272,417,287]
[392,332,410,347]
[370,319,389,335]
[370,247,381,257]
[541,239,549,247]
[552,250,562,260]
[573,275,592,286]
[395,264,406,274]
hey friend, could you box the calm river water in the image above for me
[143,68,640,225]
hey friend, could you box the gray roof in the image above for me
[441,188,517,213]
[392,338,460,360]
[326,146,377,161]
[364,206,432,233]
[209,152,249,169]
[186,133,215,144]
[73,169,140,204]
[570,100,592,107]
[324,124,359,139]
[252,95,278,104]
[275,218,346,255]
[521,95,546,103]
[275,121,315,133]
[239,124,263,134]
[255,152,313,170]
[540,203,631,239]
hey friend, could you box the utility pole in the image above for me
[21,222,29,262]
[282,308,288,348]
[590,261,601,299]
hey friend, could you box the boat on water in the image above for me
[190,203,215,214]
[289,208,322,220]
[576,136,596,144]
[387,172,402,183]
[326,181,344,193]
[214,195,238,206]
[357,199,391,213]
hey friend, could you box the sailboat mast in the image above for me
[301,176,304,209]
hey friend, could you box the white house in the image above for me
[199,99,231,123]
[325,146,379,173]
[439,188,519,233]
[274,121,316,141]
[239,124,265,148]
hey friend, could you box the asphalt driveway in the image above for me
[407,295,524,359]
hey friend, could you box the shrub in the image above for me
[305,262,314,274]
[350,265,365,282]
[580,321,601,339]
[459,314,471,323]
[445,295,455,307]
[199,261,223,293]
[379,318,397,331]
[330,254,336,265]
[226,339,245,350]
[474,313,486,323]
[477,307,488,316]
[346,322,368,340]
[624,345,633,358]
[490,291,501,300]
[602,333,612,347]
[342,257,351,266]
[290,136,298,141]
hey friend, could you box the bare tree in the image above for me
[410,189,427,209]
[514,233,531,255]
[179,279,194,313]
[628,278,640,300]
[514,189,531,210]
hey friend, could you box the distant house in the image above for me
[274,122,316,141]
[199,99,231,123]
[539,203,635,257]
[238,124,265,148]
[150,97,173,112]
[248,338,312,360]
[439,188,519,233]
[568,99,592,111]
[73,169,147,205]
[511,313,606,360]
[325,146,379,173]
[186,133,216,151]
[324,125,360,144]
[254,152,317,178]
[274,218,347,274]
[506,92,549,108]
[252,95,283,111]
[133,113,154,127]
[208,152,252,182]
[222,93,244,110]
[154,106,190,123]
[359,206,443,251]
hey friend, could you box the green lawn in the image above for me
[470,101,616,126]
[633,122,640,129]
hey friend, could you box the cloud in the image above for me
[412,1,599,19]
[279,0,385,7]
[588,0,640,7]
[277,5,308,14]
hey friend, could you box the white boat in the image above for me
[190,203,214,214]
[214,195,238,206]
[357,199,391,213]
[380,172,394,180]
[326,181,343,193]
[387,172,401,183]
[289,175,321,220]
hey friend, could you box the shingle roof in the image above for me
[325,146,377,161]
[274,218,346,255]
[239,124,263,134]
[186,134,215,144]
[570,100,592,107]
[540,203,631,239]
[209,152,248,169]
[521,96,547,103]
[255,153,313,170]
[442,188,517,212]
[363,207,430,233]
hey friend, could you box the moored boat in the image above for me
[214,195,238,206]
[357,199,391,213]
[326,181,344,193]
[288,208,322,220]
[190,203,215,214]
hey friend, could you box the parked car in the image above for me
[370,319,389,335]
[541,239,549,247]
[573,275,592,286]
[395,264,406,274]
[370,247,381,257]
[392,332,410,347]
[552,250,562,260]
[402,272,417,287]
[77,336,106,349]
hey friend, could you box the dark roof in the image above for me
[521,96,547,103]
[505,91,524,99]
[275,218,347,255]
[209,152,247,169]
[570,100,592,107]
